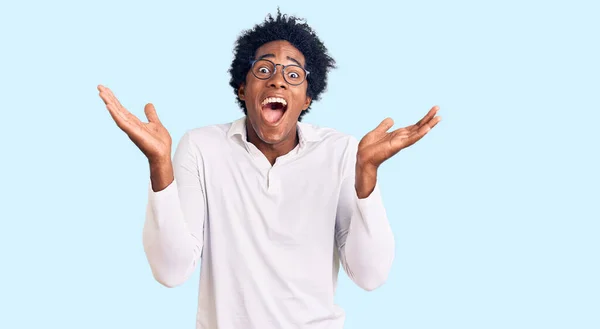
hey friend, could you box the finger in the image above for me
[418,115,441,132]
[393,128,426,150]
[99,91,142,133]
[98,92,110,105]
[390,126,410,136]
[106,102,136,131]
[396,116,440,149]
[427,116,442,130]
[408,115,434,133]
[98,88,120,110]
[371,117,394,134]
[104,102,122,125]
[104,87,126,112]
[101,92,131,124]
[144,103,161,124]
[101,86,126,114]
[405,110,436,132]
[102,87,143,126]
[412,106,439,130]
[98,87,112,105]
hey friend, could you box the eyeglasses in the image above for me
[249,59,310,86]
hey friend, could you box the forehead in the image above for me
[255,40,306,66]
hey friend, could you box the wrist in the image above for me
[148,153,172,167]
[149,156,174,192]
[355,163,377,199]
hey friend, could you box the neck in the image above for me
[246,122,299,166]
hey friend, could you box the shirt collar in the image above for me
[226,116,248,140]
[227,116,323,149]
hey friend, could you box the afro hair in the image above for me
[228,9,336,121]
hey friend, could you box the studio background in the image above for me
[1,0,598,328]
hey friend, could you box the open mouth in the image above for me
[261,97,288,125]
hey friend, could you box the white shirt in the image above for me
[143,117,395,329]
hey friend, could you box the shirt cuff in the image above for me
[356,182,387,220]
[148,180,179,219]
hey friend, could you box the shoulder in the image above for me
[185,122,231,142]
[299,121,359,151]
[299,122,360,178]
[175,120,237,154]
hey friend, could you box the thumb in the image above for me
[371,117,394,134]
[144,103,161,123]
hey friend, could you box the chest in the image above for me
[202,147,344,248]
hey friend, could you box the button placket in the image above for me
[265,167,275,192]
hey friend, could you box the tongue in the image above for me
[263,105,284,124]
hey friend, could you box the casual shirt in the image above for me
[143,116,395,329]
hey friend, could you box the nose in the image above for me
[267,65,287,89]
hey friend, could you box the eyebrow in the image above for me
[257,54,303,67]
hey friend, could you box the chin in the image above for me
[256,124,290,145]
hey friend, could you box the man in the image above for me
[98,10,440,329]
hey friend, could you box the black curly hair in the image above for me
[228,9,336,121]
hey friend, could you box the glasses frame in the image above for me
[249,59,310,86]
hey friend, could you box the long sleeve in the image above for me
[142,131,206,288]
[334,138,396,291]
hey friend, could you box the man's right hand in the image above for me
[98,85,174,191]
[98,84,172,162]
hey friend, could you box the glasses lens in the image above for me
[252,60,275,79]
[251,59,307,85]
[283,65,306,85]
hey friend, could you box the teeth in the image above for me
[261,97,287,107]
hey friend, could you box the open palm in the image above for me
[98,85,172,161]
[357,106,441,169]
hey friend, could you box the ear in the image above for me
[302,96,312,111]
[238,83,246,101]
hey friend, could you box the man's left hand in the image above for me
[355,106,441,198]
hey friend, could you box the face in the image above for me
[238,40,312,146]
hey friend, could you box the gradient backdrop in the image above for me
[1,0,598,328]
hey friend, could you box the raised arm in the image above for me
[143,131,206,287]
[335,106,441,291]
[335,140,395,291]
[98,85,205,288]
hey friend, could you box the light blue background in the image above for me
[1,0,598,328]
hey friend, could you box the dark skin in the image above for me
[97,40,441,198]
[355,108,440,198]
[238,40,312,165]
